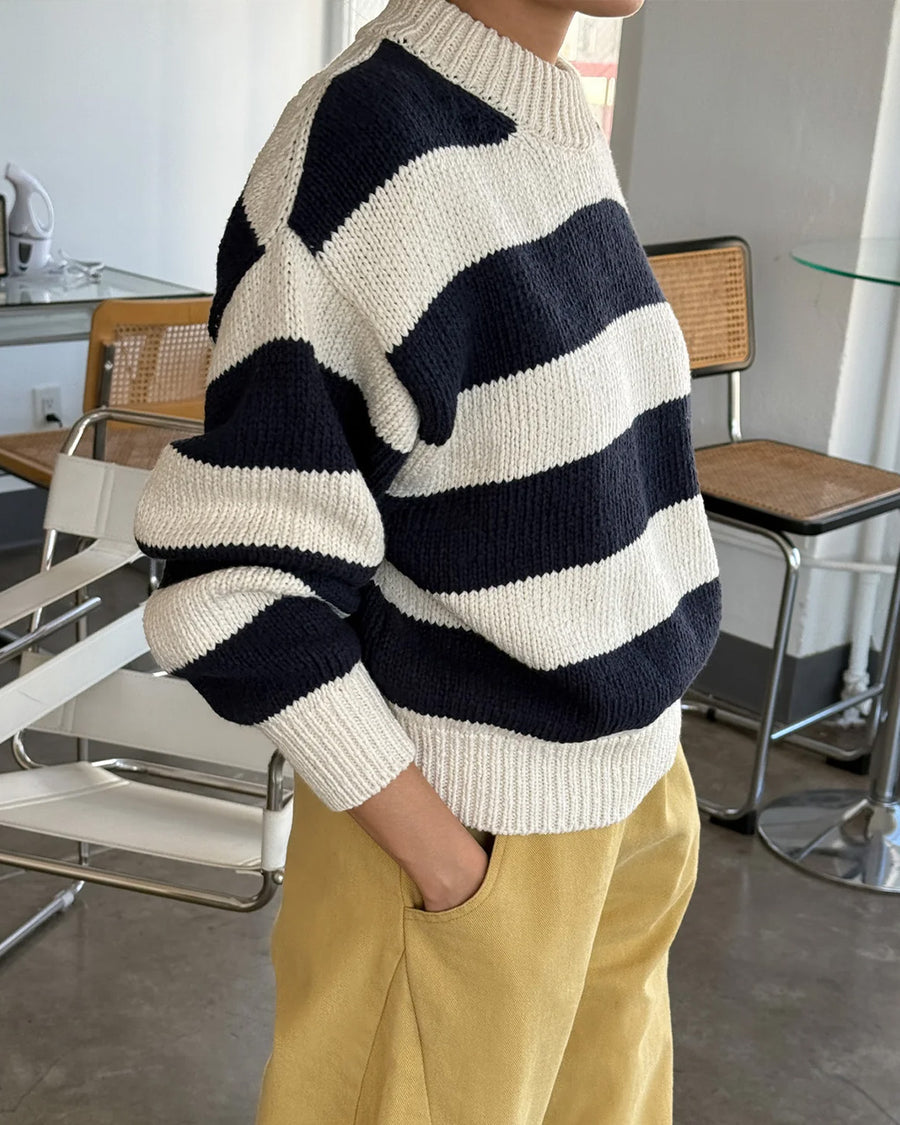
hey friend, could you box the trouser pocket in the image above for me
[400,832,506,919]
[397,825,619,1125]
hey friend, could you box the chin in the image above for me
[575,0,645,16]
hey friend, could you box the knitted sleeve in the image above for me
[132,217,422,812]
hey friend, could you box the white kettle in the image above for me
[5,163,55,275]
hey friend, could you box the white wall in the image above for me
[0,0,324,492]
[616,0,898,660]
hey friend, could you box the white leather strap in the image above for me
[44,454,151,542]
[0,605,149,743]
[261,802,294,871]
[19,651,276,773]
[0,540,141,630]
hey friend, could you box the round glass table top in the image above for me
[791,238,900,286]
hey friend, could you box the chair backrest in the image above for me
[643,236,755,377]
[83,297,213,416]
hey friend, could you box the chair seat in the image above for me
[695,439,900,535]
[0,423,192,488]
[0,762,265,870]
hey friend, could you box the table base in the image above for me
[758,790,900,893]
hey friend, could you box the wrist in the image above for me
[408,821,487,900]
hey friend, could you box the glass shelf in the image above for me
[791,238,900,286]
[0,267,209,346]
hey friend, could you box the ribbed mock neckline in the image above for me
[357,0,602,150]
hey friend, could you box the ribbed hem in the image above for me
[357,0,601,150]
[387,700,685,835]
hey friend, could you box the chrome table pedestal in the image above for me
[759,605,900,892]
[758,236,900,892]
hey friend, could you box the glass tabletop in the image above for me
[791,238,900,286]
[0,266,205,307]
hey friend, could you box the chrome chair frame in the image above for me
[1,408,289,960]
[645,235,900,835]
[683,485,900,838]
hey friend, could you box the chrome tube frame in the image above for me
[60,405,203,455]
[91,757,270,799]
[0,407,284,956]
[11,731,40,770]
[863,529,900,752]
[266,752,288,886]
[758,574,900,893]
[0,595,101,665]
[687,509,900,833]
[0,882,85,961]
[0,755,290,915]
[728,370,743,443]
[683,682,884,756]
[685,514,800,833]
[0,749,287,914]
[148,557,164,593]
[0,851,278,912]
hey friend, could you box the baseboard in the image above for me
[693,631,880,725]
[0,484,47,551]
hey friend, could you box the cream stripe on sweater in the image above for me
[133,0,721,834]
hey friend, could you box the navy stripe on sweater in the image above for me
[290,40,516,255]
[208,196,264,343]
[389,200,667,444]
[171,595,362,723]
[380,396,699,593]
[155,550,371,616]
[189,338,406,492]
[353,579,722,741]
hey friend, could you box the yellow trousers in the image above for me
[255,741,701,1125]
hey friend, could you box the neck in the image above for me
[362,0,600,150]
[447,0,574,64]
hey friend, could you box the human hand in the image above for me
[345,762,494,914]
[421,839,490,913]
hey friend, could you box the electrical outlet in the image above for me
[32,384,63,428]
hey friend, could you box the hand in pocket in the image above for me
[421,836,493,913]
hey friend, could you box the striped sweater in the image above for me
[132,0,722,836]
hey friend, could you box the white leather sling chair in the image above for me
[0,408,292,959]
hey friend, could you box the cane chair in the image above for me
[644,235,900,834]
[0,297,211,489]
[0,297,212,638]
[0,408,291,959]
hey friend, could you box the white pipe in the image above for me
[322,0,348,64]
[833,1,900,721]
[711,525,896,573]
[804,558,895,576]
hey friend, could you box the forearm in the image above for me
[347,761,486,901]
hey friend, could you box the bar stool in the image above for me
[644,235,900,834]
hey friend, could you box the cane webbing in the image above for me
[696,440,900,526]
[108,321,211,407]
[83,297,212,411]
[0,425,190,489]
[0,298,210,490]
[647,244,751,373]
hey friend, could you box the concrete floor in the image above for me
[1,536,899,1124]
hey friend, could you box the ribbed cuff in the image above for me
[258,661,419,811]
